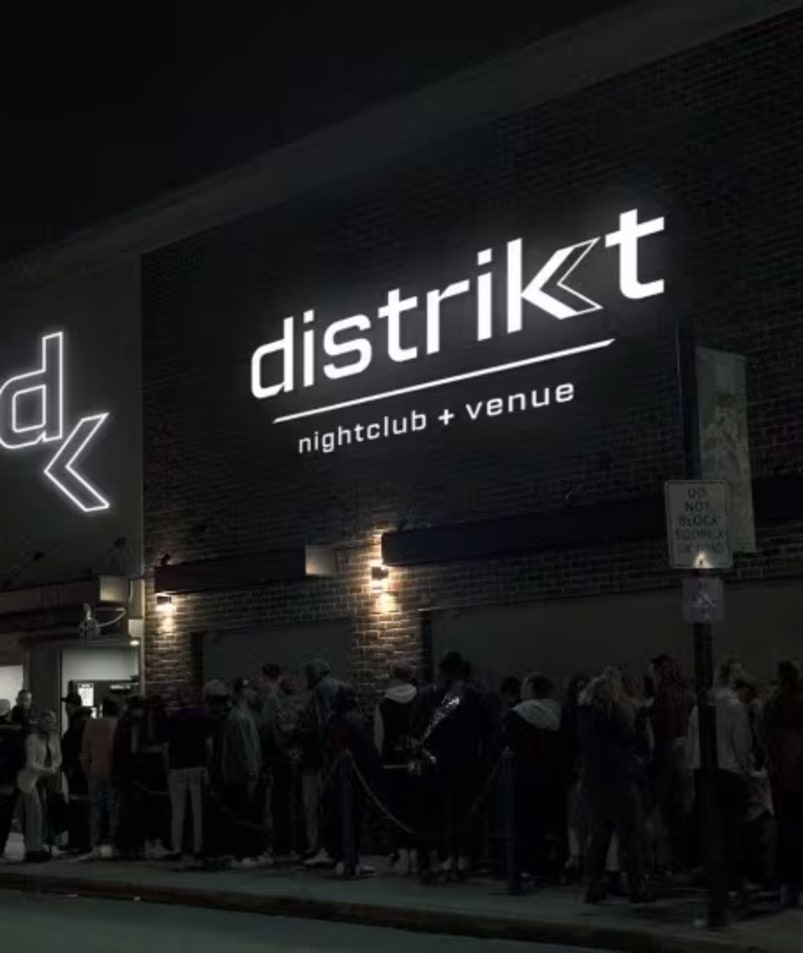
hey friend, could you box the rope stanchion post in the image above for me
[339,753,357,876]
[502,748,520,895]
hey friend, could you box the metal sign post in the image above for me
[675,330,728,928]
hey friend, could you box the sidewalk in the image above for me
[1,841,801,953]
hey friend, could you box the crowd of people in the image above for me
[0,651,801,910]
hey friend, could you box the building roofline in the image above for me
[1,0,800,289]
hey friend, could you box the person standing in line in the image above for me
[221,677,262,868]
[81,698,120,859]
[763,661,803,908]
[11,689,33,730]
[374,665,418,873]
[139,695,170,858]
[167,690,211,862]
[417,651,491,883]
[648,655,693,873]
[17,710,61,862]
[0,699,23,860]
[113,695,147,858]
[580,669,651,904]
[200,680,232,867]
[686,658,753,904]
[560,674,589,883]
[505,673,563,885]
[301,659,343,865]
[61,691,92,854]
[252,668,280,866]
[271,675,306,859]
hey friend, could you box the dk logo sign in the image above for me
[0,331,110,513]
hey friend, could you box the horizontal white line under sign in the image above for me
[273,339,614,423]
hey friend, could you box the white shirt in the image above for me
[17,731,62,794]
[686,687,752,778]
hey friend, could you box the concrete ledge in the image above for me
[0,867,780,953]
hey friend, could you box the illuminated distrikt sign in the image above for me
[0,331,110,513]
[250,208,665,427]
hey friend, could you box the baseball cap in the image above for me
[204,679,230,699]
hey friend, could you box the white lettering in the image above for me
[323,314,372,380]
[377,288,418,363]
[425,280,471,354]
[0,331,64,449]
[605,208,665,299]
[251,316,294,398]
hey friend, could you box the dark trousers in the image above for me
[223,782,256,860]
[655,744,687,869]
[68,796,91,852]
[272,759,304,856]
[694,769,747,891]
[774,790,803,888]
[585,781,647,889]
[0,789,17,855]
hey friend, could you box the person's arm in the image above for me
[51,736,62,773]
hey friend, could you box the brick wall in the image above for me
[142,11,803,701]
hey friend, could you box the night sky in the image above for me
[0,3,627,261]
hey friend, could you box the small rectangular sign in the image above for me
[683,575,724,624]
[665,480,731,570]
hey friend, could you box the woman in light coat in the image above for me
[17,710,61,861]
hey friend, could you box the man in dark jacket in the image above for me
[221,678,262,866]
[504,673,563,883]
[417,651,492,882]
[374,665,418,871]
[61,691,92,853]
[167,692,211,860]
[764,660,803,907]
[302,659,344,862]
[0,699,24,859]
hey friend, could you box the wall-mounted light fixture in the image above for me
[370,564,390,591]
[155,593,173,612]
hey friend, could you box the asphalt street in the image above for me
[0,889,606,953]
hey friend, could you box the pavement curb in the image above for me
[0,869,772,953]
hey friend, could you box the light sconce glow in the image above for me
[370,564,390,592]
[155,593,174,612]
[129,638,141,647]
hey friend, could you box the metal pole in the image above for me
[677,324,727,927]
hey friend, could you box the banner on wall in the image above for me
[696,346,756,553]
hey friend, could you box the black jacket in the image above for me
[0,719,24,788]
[62,708,92,792]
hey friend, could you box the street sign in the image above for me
[665,480,731,570]
[683,575,724,624]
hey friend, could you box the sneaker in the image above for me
[232,857,259,870]
[304,848,335,868]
